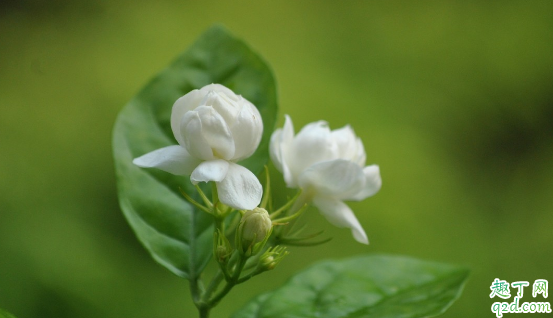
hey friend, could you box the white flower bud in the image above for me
[238,207,272,254]
[172,84,263,162]
[133,84,264,210]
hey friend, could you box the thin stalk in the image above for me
[211,182,219,207]
[179,188,211,214]
[288,190,311,216]
[208,257,247,307]
[190,277,201,303]
[225,211,241,236]
[214,217,224,234]
[270,189,302,219]
[191,277,209,318]
[195,184,213,208]
[260,166,271,209]
[237,268,261,284]
[203,270,224,301]
[198,306,209,318]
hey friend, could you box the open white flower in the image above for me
[270,115,381,244]
[133,84,263,210]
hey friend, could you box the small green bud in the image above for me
[257,246,288,272]
[238,207,272,255]
[214,229,232,264]
[260,256,276,270]
[215,245,230,263]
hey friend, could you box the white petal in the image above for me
[282,114,295,144]
[270,128,296,187]
[201,91,239,124]
[181,111,214,160]
[199,84,239,102]
[354,138,367,166]
[195,106,235,160]
[270,114,297,187]
[332,125,358,160]
[132,145,200,176]
[288,120,337,178]
[171,89,205,146]
[313,196,368,244]
[190,159,229,185]
[348,165,382,201]
[280,115,296,186]
[171,84,239,147]
[269,128,284,171]
[298,159,365,200]
[229,99,263,161]
[217,162,262,210]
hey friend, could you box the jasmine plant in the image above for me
[112,25,469,318]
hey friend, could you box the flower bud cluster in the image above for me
[132,83,383,298]
[129,78,384,315]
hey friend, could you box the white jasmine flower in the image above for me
[270,115,381,244]
[133,84,263,210]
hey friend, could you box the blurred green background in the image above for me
[1,1,552,317]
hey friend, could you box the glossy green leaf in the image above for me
[112,25,277,279]
[0,308,17,318]
[233,254,469,318]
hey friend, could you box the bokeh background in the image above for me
[1,1,552,317]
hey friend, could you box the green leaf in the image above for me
[0,308,17,318]
[232,254,469,318]
[112,25,278,279]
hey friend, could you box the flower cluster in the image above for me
[133,83,381,244]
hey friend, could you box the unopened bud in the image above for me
[214,229,232,264]
[238,207,272,255]
[261,256,276,270]
[216,245,229,263]
[257,246,288,272]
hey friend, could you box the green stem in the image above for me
[207,281,234,308]
[270,189,302,219]
[198,306,209,318]
[179,188,212,214]
[211,182,219,207]
[191,277,209,318]
[203,270,224,301]
[208,256,247,307]
[288,190,311,216]
[221,251,239,282]
[237,269,261,284]
[190,277,201,303]
[214,217,224,234]
[225,211,241,236]
[243,252,263,271]
[195,184,213,208]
